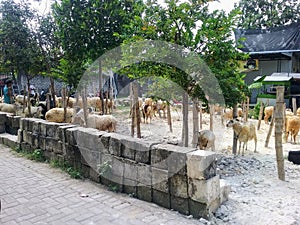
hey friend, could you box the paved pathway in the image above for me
[0,143,204,225]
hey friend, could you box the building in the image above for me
[235,21,300,106]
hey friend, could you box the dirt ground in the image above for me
[112,103,300,225]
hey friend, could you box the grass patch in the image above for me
[50,159,82,179]
[13,147,46,162]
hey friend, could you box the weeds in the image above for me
[98,161,112,177]
[13,147,46,162]
[50,159,82,179]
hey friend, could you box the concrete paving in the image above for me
[0,143,204,225]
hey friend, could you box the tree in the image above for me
[237,0,300,29]
[117,1,248,146]
[37,13,63,107]
[0,0,44,116]
[0,0,42,80]
[52,0,144,88]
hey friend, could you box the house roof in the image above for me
[234,22,300,54]
[253,73,300,85]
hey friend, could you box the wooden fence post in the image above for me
[275,86,285,181]
[265,106,275,147]
[257,101,264,130]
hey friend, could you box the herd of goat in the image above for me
[0,94,299,156]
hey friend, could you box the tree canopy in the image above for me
[237,0,300,29]
[0,0,42,78]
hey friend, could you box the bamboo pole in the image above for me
[264,106,275,147]
[275,86,285,181]
[257,101,264,130]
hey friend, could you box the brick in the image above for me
[124,159,138,181]
[169,174,188,198]
[108,133,122,156]
[153,189,170,209]
[137,164,151,186]
[170,195,189,215]
[152,167,169,193]
[186,150,218,180]
[188,175,220,205]
[137,184,152,202]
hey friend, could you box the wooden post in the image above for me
[275,86,285,181]
[292,98,297,115]
[264,106,275,147]
[257,101,264,130]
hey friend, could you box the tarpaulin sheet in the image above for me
[234,22,300,53]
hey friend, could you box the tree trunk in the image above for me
[82,87,88,127]
[62,87,67,123]
[22,85,26,113]
[199,101,203,130]
[192,98,199,148]
[26,79,31,117]
[110,74,114,114]
[50,76,56,108]
[245,97,249,122]
[99,59,104,114]
[167,103,172,132]
[130,82,135,137]
[181,92,189,147]
[232,104,238,155]
[209,104,214,131]
[275,86,285,181]
[292,97,297,115]
[135,83,141,138]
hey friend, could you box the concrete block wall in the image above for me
[0,114,230,219]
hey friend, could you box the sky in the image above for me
[30,0,240,16]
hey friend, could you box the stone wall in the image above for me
[0,113,230,219]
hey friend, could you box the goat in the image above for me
[285,115,300,144]
[264,106,274,124]
[197,130,215,150]
[226,119,257,156]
